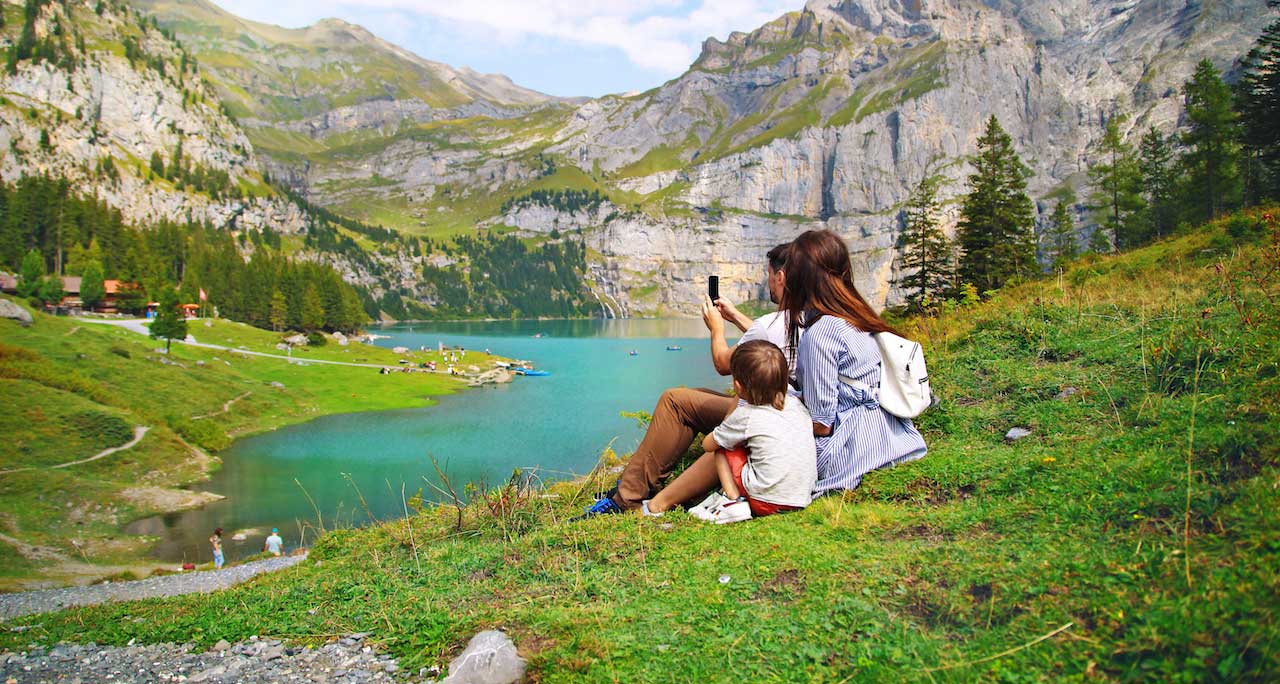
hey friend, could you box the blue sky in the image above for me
[213,0,800,97]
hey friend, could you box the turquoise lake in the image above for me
[129,319,736,563]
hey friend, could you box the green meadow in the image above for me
[0,309,482,588]
[3,212,1275,681]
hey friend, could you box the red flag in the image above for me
[199,288,207,301]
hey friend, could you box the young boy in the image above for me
[691,339,817,524]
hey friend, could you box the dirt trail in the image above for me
[0,426,150,475]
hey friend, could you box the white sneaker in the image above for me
[708,498,752,525]
[641,500,664,517]
[688,492,730,520]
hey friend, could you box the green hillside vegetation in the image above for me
[0,176,371,334]
[5,211,1276,681]
[0,302,484,589]
[128,0,472,121]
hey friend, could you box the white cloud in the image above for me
[217,0,799,76]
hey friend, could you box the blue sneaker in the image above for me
[570,495,623,522]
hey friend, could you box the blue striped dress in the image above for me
[794,315,927,494]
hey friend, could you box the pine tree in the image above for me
[301,284,325,332]
[150,286,187,353]
[18,248,44,298]
[80,261,105,309]
[1043,194,1079,270]
[1180,59,1241,222]
[895,174,953,311]
[1235,15,1280,204]
[1089,115,1147,249]
[958,116,1037,293]
[269,289,287,332]
[1088,226,1112,254]
[38,274,63,308]
[1138,128,1176,240]
[149,150,165,178]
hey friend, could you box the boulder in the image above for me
[440,630,526,684]
[283,334,308,347]
[1005,427,1033,442]
[0,298,33,327]
[472,369,514,386]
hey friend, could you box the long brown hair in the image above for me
[782,230,896,347]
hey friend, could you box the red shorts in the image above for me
[722,448,802,518]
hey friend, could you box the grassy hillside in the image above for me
[3,212,1278,681]
[0,308,489,589]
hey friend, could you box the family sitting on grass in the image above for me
[574,229,928,524]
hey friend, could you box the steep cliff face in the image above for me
[115,0,1270,318]
[536,0,1269,313]
[0,0,305,232]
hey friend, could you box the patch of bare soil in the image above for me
[118,487,224,513]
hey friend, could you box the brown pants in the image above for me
[613,387,737,510]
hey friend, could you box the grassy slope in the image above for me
[5,215,1278,682]
[0,308,492,588]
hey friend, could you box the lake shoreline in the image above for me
[125,319,731,568]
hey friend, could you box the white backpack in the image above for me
[840,331,933,419]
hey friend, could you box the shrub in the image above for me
[306,331,327,347]
[1225,214,1264,242]
[171,417,231,451]
[66,410,132,446]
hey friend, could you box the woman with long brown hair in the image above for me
[783,230,926,493]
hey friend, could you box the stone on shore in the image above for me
[439,630,526,684]
[1005,427,1033,441]
[0,299,33,327]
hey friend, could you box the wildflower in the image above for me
[1042,457,1057,464]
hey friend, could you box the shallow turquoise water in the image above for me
[129,319,734,563]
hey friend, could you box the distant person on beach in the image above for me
[574,242,798,519]
[210,528,224,569]
[641,340,816,524]
[264,528,283,556]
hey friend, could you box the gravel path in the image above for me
[0,555,305,621]
[0,427,151,475]
[1,633,420,684]
[75,318,426,371]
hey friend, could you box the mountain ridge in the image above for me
[11,0,1274,318]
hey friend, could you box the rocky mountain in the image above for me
[141,0,1268,316]
[0,0,309,232]
[0,0,453,313]
[534,0,1274,311]
[13,0,1273,317]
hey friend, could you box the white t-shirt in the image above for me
[711,394,817,508]
[266,534,283,554]
[738,311,799,374]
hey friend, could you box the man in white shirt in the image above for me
[264,528,283,556]
[574,243,797,518]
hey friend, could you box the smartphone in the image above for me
[708,275,720,301]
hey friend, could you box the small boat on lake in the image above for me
[665,345,682,351]
[629,350,639,356]
[513,368,550,377]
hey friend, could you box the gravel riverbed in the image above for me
[0,633,415,684]
[0,555,306,621]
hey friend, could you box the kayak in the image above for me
[514,368,551,377]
